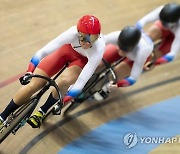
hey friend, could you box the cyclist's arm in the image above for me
[156,27,180,64]
[117,44,152,87]
[168,27,180,57]
[116,59,143,87]
[66,44,105,98]
[104,31,120,45]
[136,6,163,29]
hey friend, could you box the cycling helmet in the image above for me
[118,26,141,52]
[160,3,180,23]
[77,15,101,35]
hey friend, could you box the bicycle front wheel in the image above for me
[0,98,38,144]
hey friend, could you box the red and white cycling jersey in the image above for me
[27,26,105,92]
[104,31,154,81]
[137,5,180,57]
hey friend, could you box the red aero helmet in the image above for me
[77,15,101,35]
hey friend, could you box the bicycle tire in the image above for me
[0,98,38,144]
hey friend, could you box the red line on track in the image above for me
[0,72,25,89]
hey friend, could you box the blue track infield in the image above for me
[59,95,180,154]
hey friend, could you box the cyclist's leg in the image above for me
[155,33,174,63]
[144,49,162,71]
[144,20,173,70]
[26,46,68,127]
[14,69,48,105]
[114,58,133,80]
[53,65,82,97]
[39,44,87,113]
[0,68,48,123]
[0,44,69,123]
[27,66,83,127]
[146,21,163,42]
[28,45,87,127]
[39,65,82,114]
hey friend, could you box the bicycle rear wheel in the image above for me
[0,98,38,144]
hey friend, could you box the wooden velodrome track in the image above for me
[0,0,180,153]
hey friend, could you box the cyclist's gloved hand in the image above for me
[19,73,32,85]
[63,89,81,104]
[63,96,73,103]
[155,54,174,65]
[117,77,136,87]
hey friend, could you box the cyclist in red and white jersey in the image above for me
[0,15,105,128]
[136,3,180,69]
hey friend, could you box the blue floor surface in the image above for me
[59,96,180,154]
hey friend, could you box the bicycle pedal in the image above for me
[52,107,61,115]
[52,110,61,115]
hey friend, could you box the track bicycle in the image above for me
[0,57,124,143]
[0,65,67,144]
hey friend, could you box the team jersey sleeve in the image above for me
[116,52,147,87]
[168,27,180,57]
[130,54,146,81]
[137,6,163,28]
[130,43,152,81]
[69,42,105,93]
[27,26,77,72]
[104,31,120,45]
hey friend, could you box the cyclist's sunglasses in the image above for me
[78,32,99,44]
